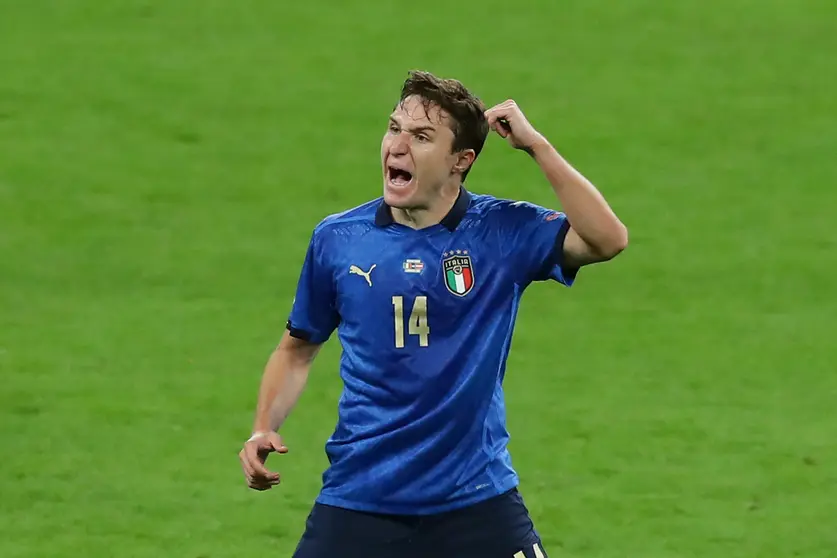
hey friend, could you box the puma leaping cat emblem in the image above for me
[349,264,376,287]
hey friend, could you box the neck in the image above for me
[392,183,461,230]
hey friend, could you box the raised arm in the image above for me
[485,100,628,268]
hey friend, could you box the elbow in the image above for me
[614,223,629,254]
[600,223,629,260]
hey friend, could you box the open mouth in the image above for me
[387,166,414,187]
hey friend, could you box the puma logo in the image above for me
[349,264,376,287]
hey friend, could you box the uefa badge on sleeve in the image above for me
[442,251,474,297]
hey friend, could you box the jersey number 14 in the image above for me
[391,295,429,348]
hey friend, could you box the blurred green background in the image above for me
[1,1,835,556]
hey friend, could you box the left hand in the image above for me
[484,100,546,153]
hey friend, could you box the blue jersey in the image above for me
[287,187,578,515]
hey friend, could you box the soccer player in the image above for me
[239,70,628,557]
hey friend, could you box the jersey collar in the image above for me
[375,186,471,231]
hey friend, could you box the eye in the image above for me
[388,122,399,133]
[416,134,430,143]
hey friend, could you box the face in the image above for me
[381,95,474,210]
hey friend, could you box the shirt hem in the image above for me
[314,476,520,516]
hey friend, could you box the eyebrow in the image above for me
[389,116,436,134]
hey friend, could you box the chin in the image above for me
[383,180,419,208]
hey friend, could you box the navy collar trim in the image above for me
[374,186,471,231]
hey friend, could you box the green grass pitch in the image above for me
[1,1,835,556]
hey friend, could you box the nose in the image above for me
[389,131,410,155]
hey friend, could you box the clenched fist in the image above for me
[484,100,547,154]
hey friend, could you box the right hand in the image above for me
[238,431,288,491]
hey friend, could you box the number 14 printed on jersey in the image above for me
[391,295,429,348]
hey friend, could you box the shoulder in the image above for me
[466,192,565,227]
[310,197,382,240]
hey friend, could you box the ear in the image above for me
[451,149,476,176]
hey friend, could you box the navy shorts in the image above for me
[291,488,548,558]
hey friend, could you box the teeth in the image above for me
[387,166,412,186]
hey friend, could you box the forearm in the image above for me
[251,341,315,434]
[530,138,628,256]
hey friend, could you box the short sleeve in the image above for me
[502,201,579,287]
[286,227,340,343]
